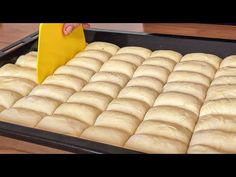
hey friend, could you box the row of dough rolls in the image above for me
[188,55,236,153]
[80,49,182,147]
[124,53,222,153]
[0,42,119,129]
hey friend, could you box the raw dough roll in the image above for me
[150,50,183,63]
[118,86,158,106]
[54,65,94,82]
[13,95,60,115]
[180,53,221,69]
[100,60,137,78]
[188,144,223,154]
[68,91,112,111]
[90,71,129,87]
[144,106,197,131]
[29,84,74,102]
[81,126,129,147]
[42,74,86,91]
[167,71,211,87]
[135,120,191,144]
[0,89,22,108]
[82,81,121,98]
[54,103,101,125]
[200,99,236,116]
[36,115,88,137]
[67,57,103,72]
[211,76,236,86]
[154,92,202,116]
[163,82,207,102]
[214,67,236,78]
[205,85,236,101]
[133,65,169,83]
[0,76,35,96]
[107,98,149,120]
[143,57,176,72]
[75,50,111,62]
[110,53,144,66]
[85,41,120,55]
[220,55,236,68]
[126,76,163,93]
[0,108,45,127]
[125,134,187,154]
[95,110,140,134]
[116,46,151,58]
[0,64,36,83]
[174,61,215,79]
[16,55,37,69]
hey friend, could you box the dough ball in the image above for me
[75,50,111,62]
[0,89,22,108]
[150,50,182,63]
[220,55,236,68]
[110,53,144,66]
[116,46,151,58]
[143,57,176,72]
[85,41,120,55]
[16,55,37,69]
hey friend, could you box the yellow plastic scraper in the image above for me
[37,23,86,84]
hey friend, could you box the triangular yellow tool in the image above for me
[37,23,86,84]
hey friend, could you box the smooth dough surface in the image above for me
[36,115,88,137]
[118,86,158,106]
[75,50,111,62]
[143,57,176,72]
[54,103,101,125]
[16,55,37,69]
[0,108,45,127]
[154,92,202,116]
[116,46,151,58]
[90,71,129,87]
[110,53,144,66]
[68,91,112,111]
[211,76,236,86]
[150,50,182,63]
[220,55,236,68]
[95,110,140,134]
[85,41,120,55]
[125,134,187,154]
[13,95,60,115]
[0,89,22,108]
[82,81,121,98]
[188,144,223,154]
[107,98,149,120]
[205,85,236,101]
[214,67,236,78]
[81,126,129,147]
[43,74,85,91]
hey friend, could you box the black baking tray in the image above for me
[0,28,236,154]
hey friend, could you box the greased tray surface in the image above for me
[0,29,235,154]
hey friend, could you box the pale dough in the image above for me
[0,76,35,96]
[13,95,60,115]
[0,89,22,108]
[67,57,103,72]
[36,115,88,137]
[54,103,101,125]
[127,76,163,93]
[163,82,207,102]
[54,65,94,82]
[16,55,37,69]
[135,120,191,144]
[75,50,111,62]
[110,53,144,66]
[29,84,74,102]
[85,41,120,55]
[144,106,197,131]
[214,67,236,78]
[68,91,112,111]
[133,65,169,83]
[180,53,221,69]
[82,81,121,98]
[90,71,129,87]
[107,98,149,120]
[0,64,36,82]
[188,144,223,154]
[81,126,129,147]
[154,92,202,116]
[0,108,45,127]
[125,134,187,154]
[167,71,211,87]
[220,55,236,68]
[118,86,158,106]
[95,110,140,134]
[43,74,85,91]
[100,60,137,78]
[205,85,236,101]
[116,46,151,58]
[143,57,176,72]
[200,99,236,116]
[174,60,216,79]
[211,76,236,86]
[150,50,182,63]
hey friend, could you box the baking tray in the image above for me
[0,28,236,154]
